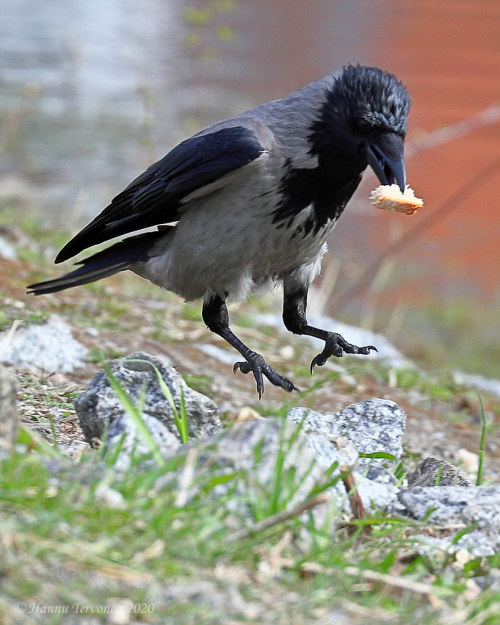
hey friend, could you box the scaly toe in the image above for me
[353,344,378,355]
[310,334,379,373]
[282,377,300,393]
[232,355,298,397]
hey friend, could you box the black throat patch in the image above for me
[272,160,364,236]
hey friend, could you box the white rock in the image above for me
[0,235,17,260]
[0,315,87,373]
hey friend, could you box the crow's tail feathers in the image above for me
[27,230,167,296]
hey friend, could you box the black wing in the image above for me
[56,126,265,263]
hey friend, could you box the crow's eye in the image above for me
[353,118,372,135]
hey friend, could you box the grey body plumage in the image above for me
[28,64,411,396]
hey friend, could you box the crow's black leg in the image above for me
[282,287,377,374]
[202,294,298,398]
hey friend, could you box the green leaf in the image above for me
[359,451,397,461]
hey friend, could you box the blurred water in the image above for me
[0,0,380,221]
[1,0,186,216]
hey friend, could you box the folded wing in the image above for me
[56,126,266,263]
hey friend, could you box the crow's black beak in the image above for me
[367,139,406,193]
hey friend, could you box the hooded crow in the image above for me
[28,64,411,397]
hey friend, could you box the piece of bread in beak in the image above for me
[370,184,424,215]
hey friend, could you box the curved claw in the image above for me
[233,361,250,375]
[310,334,379,375]
[354,344,378,355]
[232,353,298,398]
[234,361,264,398]
[282,378,300,393]
[310,355,321,375]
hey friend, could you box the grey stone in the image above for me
[390,485,500,556]
[393,485,500,527]
[0,365,18,451]
[0,314,87,373]
[75,352,222,445]
[411,531,499,558]
[288,398,406,483]
[168,410,402,528]
[286,399,407,511]
[106,413,181,471]
[302,431,359,470]
[285,422,399,511]
[355,478,400,511]
[407,457,472,487]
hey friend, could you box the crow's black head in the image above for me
[311,64,411,191]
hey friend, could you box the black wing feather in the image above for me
[56,126,265,263]
[28,231,167,295]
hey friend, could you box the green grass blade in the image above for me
[123,358,190,443]
[359,451,397,461]
[104,365,166,467]
[18,423,65,459]
[476,393,487,486]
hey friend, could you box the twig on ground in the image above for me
[230,492,331,541]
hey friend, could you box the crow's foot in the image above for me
[233,351,298,399]
[310,333,377,373]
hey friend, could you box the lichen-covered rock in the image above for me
[288,398,406,482]
[75,352,222,446]
[390,485,500,556]
[287,399,407,511]
[407,457,472,487]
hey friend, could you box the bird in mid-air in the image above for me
[28,64,411,397]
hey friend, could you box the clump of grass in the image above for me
[2,407,500,625]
